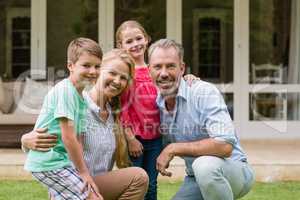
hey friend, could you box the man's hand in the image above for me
[127,138,143,158]
[21,128,57,151]
[156,144,175,177]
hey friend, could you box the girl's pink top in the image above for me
[120,66,160,139]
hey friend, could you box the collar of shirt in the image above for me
[156,77,188,110]
[83,90,112,115]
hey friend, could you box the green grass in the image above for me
[0,180,300,200]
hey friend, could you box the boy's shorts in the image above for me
[32,166,89,200]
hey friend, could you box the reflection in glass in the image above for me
[223,93,234,120]
[287,93,300,120]
[0,0,31,79]
[47,0,98,71]
[249,0,297,84]
[183,1,233,83]
[114,0,166,46]
[249,93,287,121]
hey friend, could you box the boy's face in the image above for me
[68,51,101,88]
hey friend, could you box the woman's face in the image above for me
[119,27,148,60]
[97,58,130,100]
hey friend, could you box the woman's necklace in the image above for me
[98,108,109,122]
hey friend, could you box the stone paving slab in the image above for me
[0,139,299,181]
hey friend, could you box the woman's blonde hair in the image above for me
[115,20,151,48]
[102,49,135,168]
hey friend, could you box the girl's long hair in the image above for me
[115,20,151,48]
[103,49,135,168]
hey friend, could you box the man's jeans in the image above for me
[172,156,255,200]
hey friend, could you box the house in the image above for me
[1,0,300,148]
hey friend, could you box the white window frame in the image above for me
[31,0,46,80]
[99,0,114,53]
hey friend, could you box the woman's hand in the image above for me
[21,128,57,152]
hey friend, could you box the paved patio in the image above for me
[0,139,299,182]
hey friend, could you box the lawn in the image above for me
[0,180,299,200]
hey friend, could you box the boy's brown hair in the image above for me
[67,37,103,64]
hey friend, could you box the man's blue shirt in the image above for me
[156,78,247,176]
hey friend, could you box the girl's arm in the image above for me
[124,127,143,157]
[183,74,200,86]
[120,88,144,158]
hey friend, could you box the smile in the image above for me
[131,45,144,52]
[108,84,121,91]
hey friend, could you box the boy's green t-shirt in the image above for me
[24,78,87,172]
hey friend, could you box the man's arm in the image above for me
[21,128,57,152]
[167,138,232,158]
[156,138,232,176]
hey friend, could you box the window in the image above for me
[46,0,98,76]
[0,0,31,79]
[183,1,234,84]
[250,0,291,84]
[249,0,300,121]
[114,0,166,47]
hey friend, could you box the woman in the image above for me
[21,49,149,200]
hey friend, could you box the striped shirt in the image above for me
[81,91,116,176]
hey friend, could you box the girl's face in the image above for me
[97,58,130,100]
[119,27,148,60]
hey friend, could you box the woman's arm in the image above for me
[21,128,57,152]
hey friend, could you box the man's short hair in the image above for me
[67,37,103,64]
[148,39,184,62]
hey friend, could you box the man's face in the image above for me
[149,47,185,97]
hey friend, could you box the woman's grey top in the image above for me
[82,91,116,176]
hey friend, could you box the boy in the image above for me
[24,37,103,200]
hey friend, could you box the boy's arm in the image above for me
[60,118,101,197]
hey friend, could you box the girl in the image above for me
[116,21,162,200]
[116,20,198,200]
[22,49,149,200]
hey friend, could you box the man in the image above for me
[148,39,254,200]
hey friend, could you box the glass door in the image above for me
[245,0,300,138]
[114,0,166,47]
[171,0,300,138]
[0,0,31,80]
[182,0,235,119]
